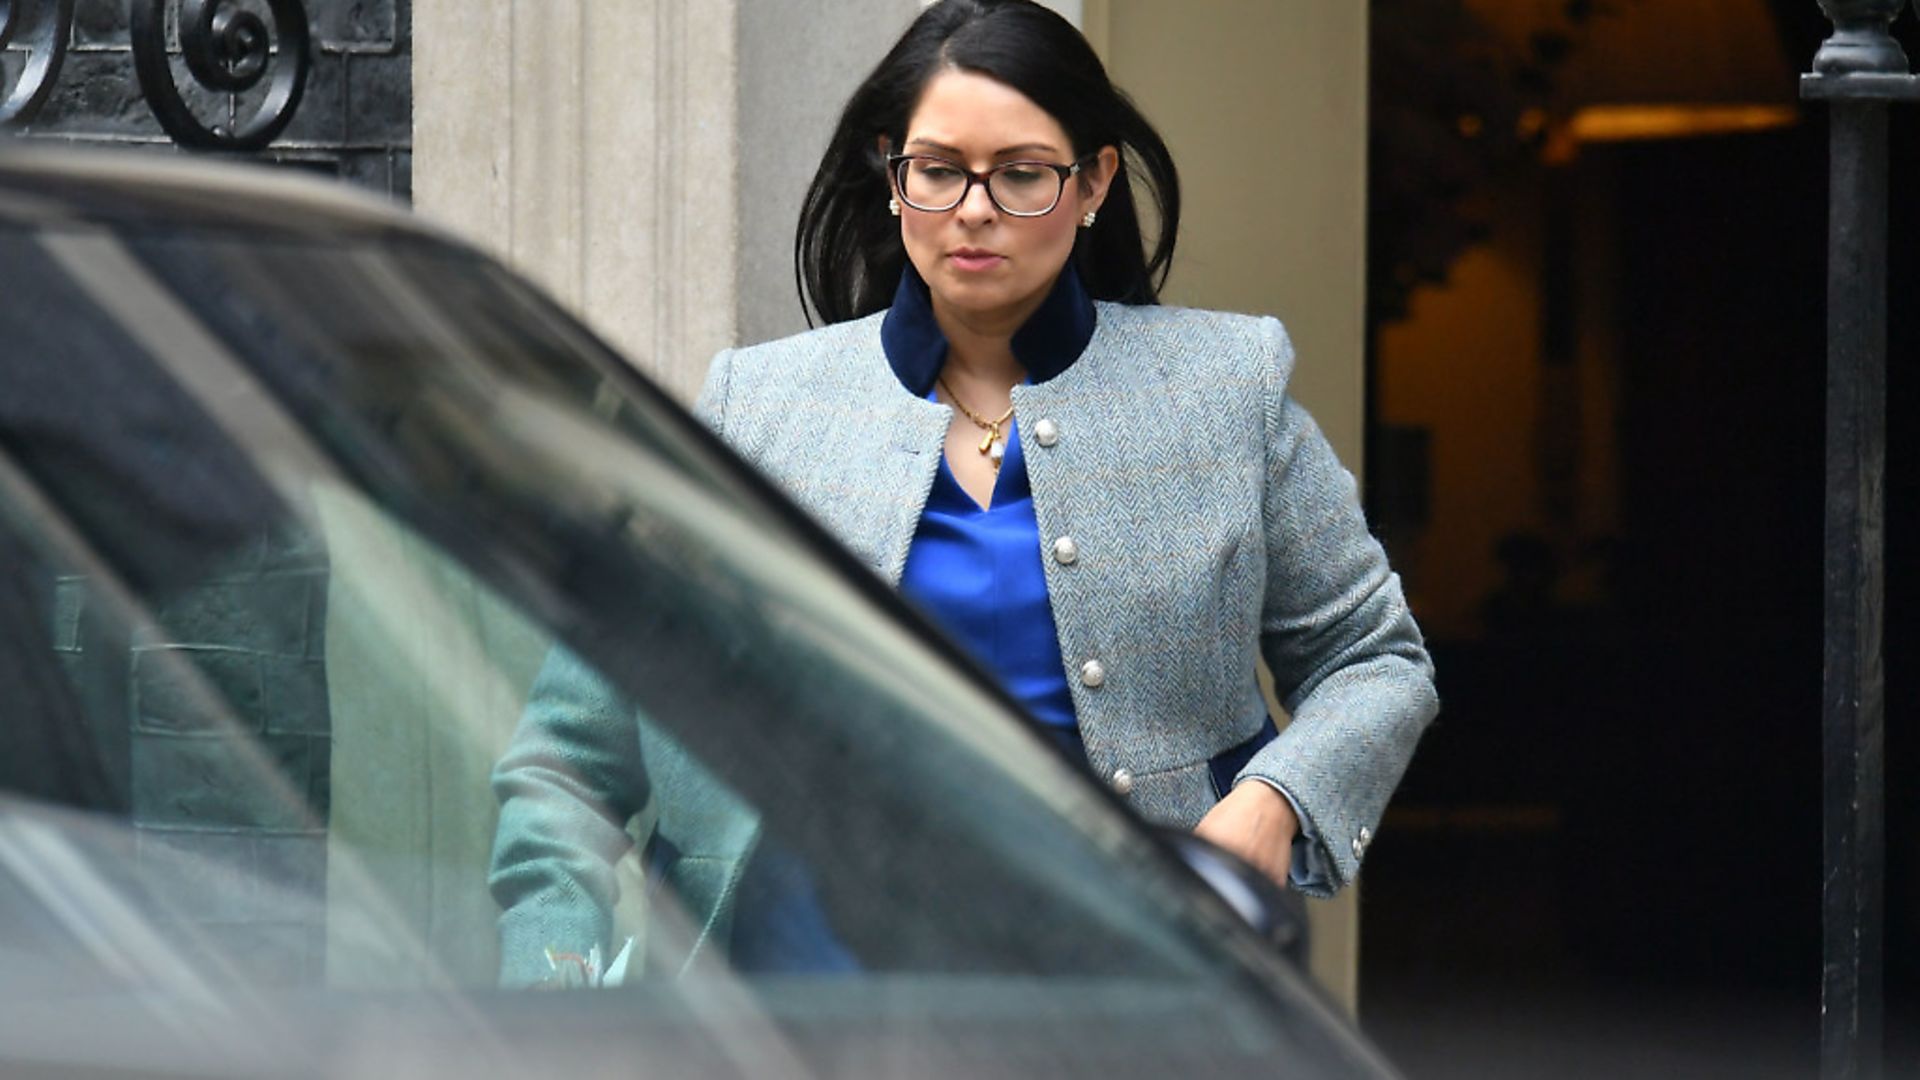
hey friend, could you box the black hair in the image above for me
[795,0,1181,326]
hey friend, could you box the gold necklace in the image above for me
[936,376,1015,470]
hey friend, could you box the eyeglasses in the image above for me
[886,153,1095,218]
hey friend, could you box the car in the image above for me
[0,145,1399,1078]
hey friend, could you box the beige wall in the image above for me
[1088,0,1369,467]
[1088,0,1370,1015]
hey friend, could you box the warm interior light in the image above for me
[1568,103,1801,142]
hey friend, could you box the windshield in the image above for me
[0,215,1383,1076]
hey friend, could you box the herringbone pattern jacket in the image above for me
[696,302,1437,894]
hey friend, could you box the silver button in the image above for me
[1359,826,1374,848]
[1079,659,1106,688]
[1352,837,1365,860]
[1109,767,1135,796]
[1033,418,1059,447]
[1051,536,1079,565]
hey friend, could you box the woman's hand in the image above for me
[1193,781,1298,889]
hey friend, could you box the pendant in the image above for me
[988,438,1006,470]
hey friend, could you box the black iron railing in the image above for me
[1801,3,1915,1078]
[1,0,310,149]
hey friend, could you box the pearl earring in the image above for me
[889,197,901,217]
[1081,210,1098,228]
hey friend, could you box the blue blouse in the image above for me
[886,265,1092,764]
[899,416,1086,755]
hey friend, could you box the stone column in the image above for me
[415,0,923,402]
[414,1,736,403]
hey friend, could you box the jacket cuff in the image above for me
[1234,774,1337,896]
[495,886,612,989]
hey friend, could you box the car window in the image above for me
[0,220,1385,1076]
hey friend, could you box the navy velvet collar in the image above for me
[878,262,1096,397]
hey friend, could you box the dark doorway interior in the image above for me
[1357,11,1915,1078]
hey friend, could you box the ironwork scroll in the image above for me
[3,0,312,147]
[0,0,75,126]
[129,0,311,151]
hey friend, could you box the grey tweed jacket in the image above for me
[696,301,1437,894]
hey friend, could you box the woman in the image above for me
[695,0,1436,894]
[492,0,1434,984]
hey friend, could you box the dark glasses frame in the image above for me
[885,153,1098,218]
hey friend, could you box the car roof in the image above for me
[0,143,450,246]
